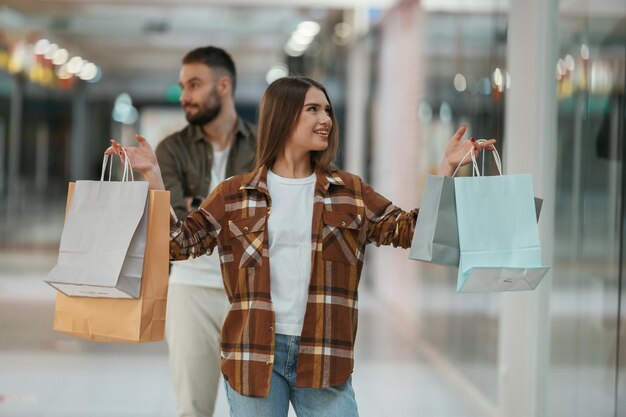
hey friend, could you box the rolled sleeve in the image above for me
[169,182,226,260]
[362,181,418,248]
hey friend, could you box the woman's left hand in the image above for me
[438,125,497,177]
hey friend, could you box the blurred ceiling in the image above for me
[1,0,623,102]
[1,0,398,101]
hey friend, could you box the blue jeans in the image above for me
[224,334,359,417]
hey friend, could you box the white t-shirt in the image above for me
[169,145,231,288]
[266,169,316,336]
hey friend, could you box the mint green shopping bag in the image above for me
[454,172,550,292]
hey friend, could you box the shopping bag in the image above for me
[408,173,543,268]
[45,156,149,298]
[454,173,550,292]
[409,175,459,266]
[46,181,149,298]
[409,146,544,269]
[52,183,170,342]
[534,198,543,220]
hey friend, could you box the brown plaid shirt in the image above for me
[168,164,418,397]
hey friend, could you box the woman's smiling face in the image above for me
[286,87,333,154]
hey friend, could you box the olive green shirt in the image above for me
[155,118,257,219]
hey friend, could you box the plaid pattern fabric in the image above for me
[228,217,266,268]
[169,165,418,397]
[155,118,257,220]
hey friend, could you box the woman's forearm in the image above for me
[144,166,166,191]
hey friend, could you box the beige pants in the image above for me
[165,284,230,417]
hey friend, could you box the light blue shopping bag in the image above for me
[454,174,550,292]
[409,175,459,267]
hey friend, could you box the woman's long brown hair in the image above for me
[254,76,339,172]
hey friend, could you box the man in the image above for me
[155,46,256,417]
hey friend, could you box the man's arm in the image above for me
[155,139,189,220]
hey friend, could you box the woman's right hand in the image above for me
[105,134,165,190]
[105,134,157,174]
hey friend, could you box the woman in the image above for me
[107,76,495,417]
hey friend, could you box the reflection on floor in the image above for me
[0,250,486,417]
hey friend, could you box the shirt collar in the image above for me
[240,165,268,193]
[240,163,344,193]
[191,118,250,143]
[323,164,344,188]
[188,124,205,143]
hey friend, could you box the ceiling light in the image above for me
[291,31,315,46]
[296,21,320,37]
[454,73,467,92]
[113,93,138,125]
[55,64,73,80]
[439,102,452,123]
[284,45,305,57]
[334,22,352,39]
[52,48,69,66]
[79,62,98,80]
[580,44,589,60]
[265,63,289,84]
[34,39,50,55]
[287,39,308,52]
[67,56,85,74]
[492,68,503,87]
[86,66,102,83]
[44,43,58,60]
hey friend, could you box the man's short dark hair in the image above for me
[182,46,237,93]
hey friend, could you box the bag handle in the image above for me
[451,139,502,178]
[470,139,502,177]
[451,148,481,177]
[448,139,503,178]
[100,148,135,182]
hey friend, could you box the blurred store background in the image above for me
[0,0,624,416]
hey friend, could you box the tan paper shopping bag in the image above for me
[52,183,170,342]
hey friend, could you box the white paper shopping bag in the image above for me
[45,154,149,299]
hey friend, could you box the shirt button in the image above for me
[268,325,274,332]
[266,360,273,366]
[243,226,249,232]
[341,221,346,226]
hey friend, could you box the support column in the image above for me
[7,75,24,213]
[35,123,49,192]
[344,5,370,179]
[70,83,87,181]
[499,0,558,416]
[0,118,6,198]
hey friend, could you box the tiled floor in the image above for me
[0,252,487,417]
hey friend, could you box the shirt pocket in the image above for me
[228,216,266,268]
[322,212,362,265]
